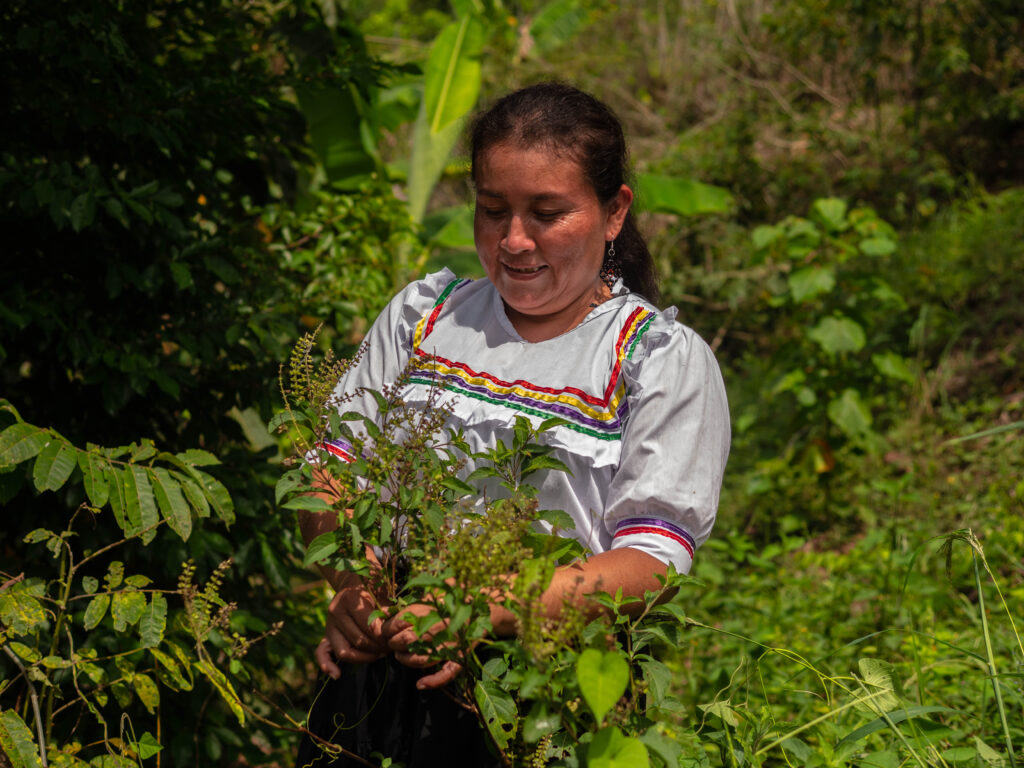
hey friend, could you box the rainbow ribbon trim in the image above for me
[407,279,656,441]
[613,517,695,558]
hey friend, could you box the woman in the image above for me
[296,82,730,767]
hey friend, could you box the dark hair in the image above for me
[470,82,658,304]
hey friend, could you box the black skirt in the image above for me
[295,656,504,768]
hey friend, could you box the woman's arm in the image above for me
[299,470,390,677]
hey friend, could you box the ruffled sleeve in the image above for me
[319,269,457,462]
[603,308,730,573]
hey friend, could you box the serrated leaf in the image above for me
[474,680,517,749]
[0,424,51,468]
[304,532,339,566]
[32,439,76,492]
[77,452,110,507]
[577,649,630,725]
[83,594,110,630]
[149,467,192,541]
[522,455,571,479]
[111,590,146,631]
[195,660,244,725]
[139,593,167,647]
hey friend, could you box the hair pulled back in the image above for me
[470,82,658,304]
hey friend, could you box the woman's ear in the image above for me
[604,184,634,241]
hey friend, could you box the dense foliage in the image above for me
[2,0,1021,766]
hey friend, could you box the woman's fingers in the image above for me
[415,661,463,691]
[315,638,342,679]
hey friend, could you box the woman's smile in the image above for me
[473,142,631,340]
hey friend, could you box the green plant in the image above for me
[276,331,706,766]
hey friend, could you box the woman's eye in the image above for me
[534,211,563,222]
[481,208,507,219]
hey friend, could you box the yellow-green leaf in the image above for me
[195,660,245,725]
[133,672,160,714]
[0,423,50,468]
[111,590,146,631]
[0,709,44,768]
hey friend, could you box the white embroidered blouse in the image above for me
[323,269,730,573]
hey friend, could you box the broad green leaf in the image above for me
[134,731,163,760]
[9,641,41,663]
[588,726,650,768]
[149,467,192,541]
[812,197,848,231]
[638,727,683,767]
[0,709,44,768]
[111,590,147,631]
[0,581,47,635]
[195,660,245,725]
[788,266,835,303]
[408,15,485,221]
[0,423,50,467]
[426,205,475,250]
[296,82,375,185]
[303,532,339,567]
[77,452,110,508]
[177,448,220,466]
[528,0,591,56]
[474,680,517,749]
[855,658,900,713]
[808,315,866,355]
[635,173,732,217]
[522,701,559,743]
[275,469,305,505]
[576,648,629,725]
[124,465,159,543]
[150,648,192,691]
[133,672,159,714]
[537,508,574,529]
[139,593,167,648]
[32,439,76,492]
[522,455,571,478]
[184,467,234,525]
[860,236,896,256]
[70,191,96,231]
[83,594,111,630]
[836,706,958,746]
[640,658,672,706]
[827,389,873,439]
[173,470,210,518]
[751,224,783,250]
[974,736,1005,767]
[872,351,916,384]
[106,465,128,532]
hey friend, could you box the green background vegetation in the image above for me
[1,0,1021,765]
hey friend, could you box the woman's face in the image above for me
[473,143,632,336]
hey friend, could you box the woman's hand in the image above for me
[317,580,389,678]
[382,603,464,690]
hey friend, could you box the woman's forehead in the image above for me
[474,143,590,196]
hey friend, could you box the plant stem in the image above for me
[973,549,1016,767]
[2,643,49,767]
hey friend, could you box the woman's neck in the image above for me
[504,282,613,343]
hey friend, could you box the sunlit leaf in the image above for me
[812,197,848,231]
[588,725,650,768]
[474,680,517,749]
[577,648,629,725]
[808,315,866,355]
[635,173,732,217]
[788,266,835,303]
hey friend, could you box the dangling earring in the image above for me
[600,240,621,289]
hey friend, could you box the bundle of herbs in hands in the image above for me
[276,330,697,768]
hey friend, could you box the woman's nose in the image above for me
[501,215,534,253]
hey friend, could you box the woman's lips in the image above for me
[503,263,547,278]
